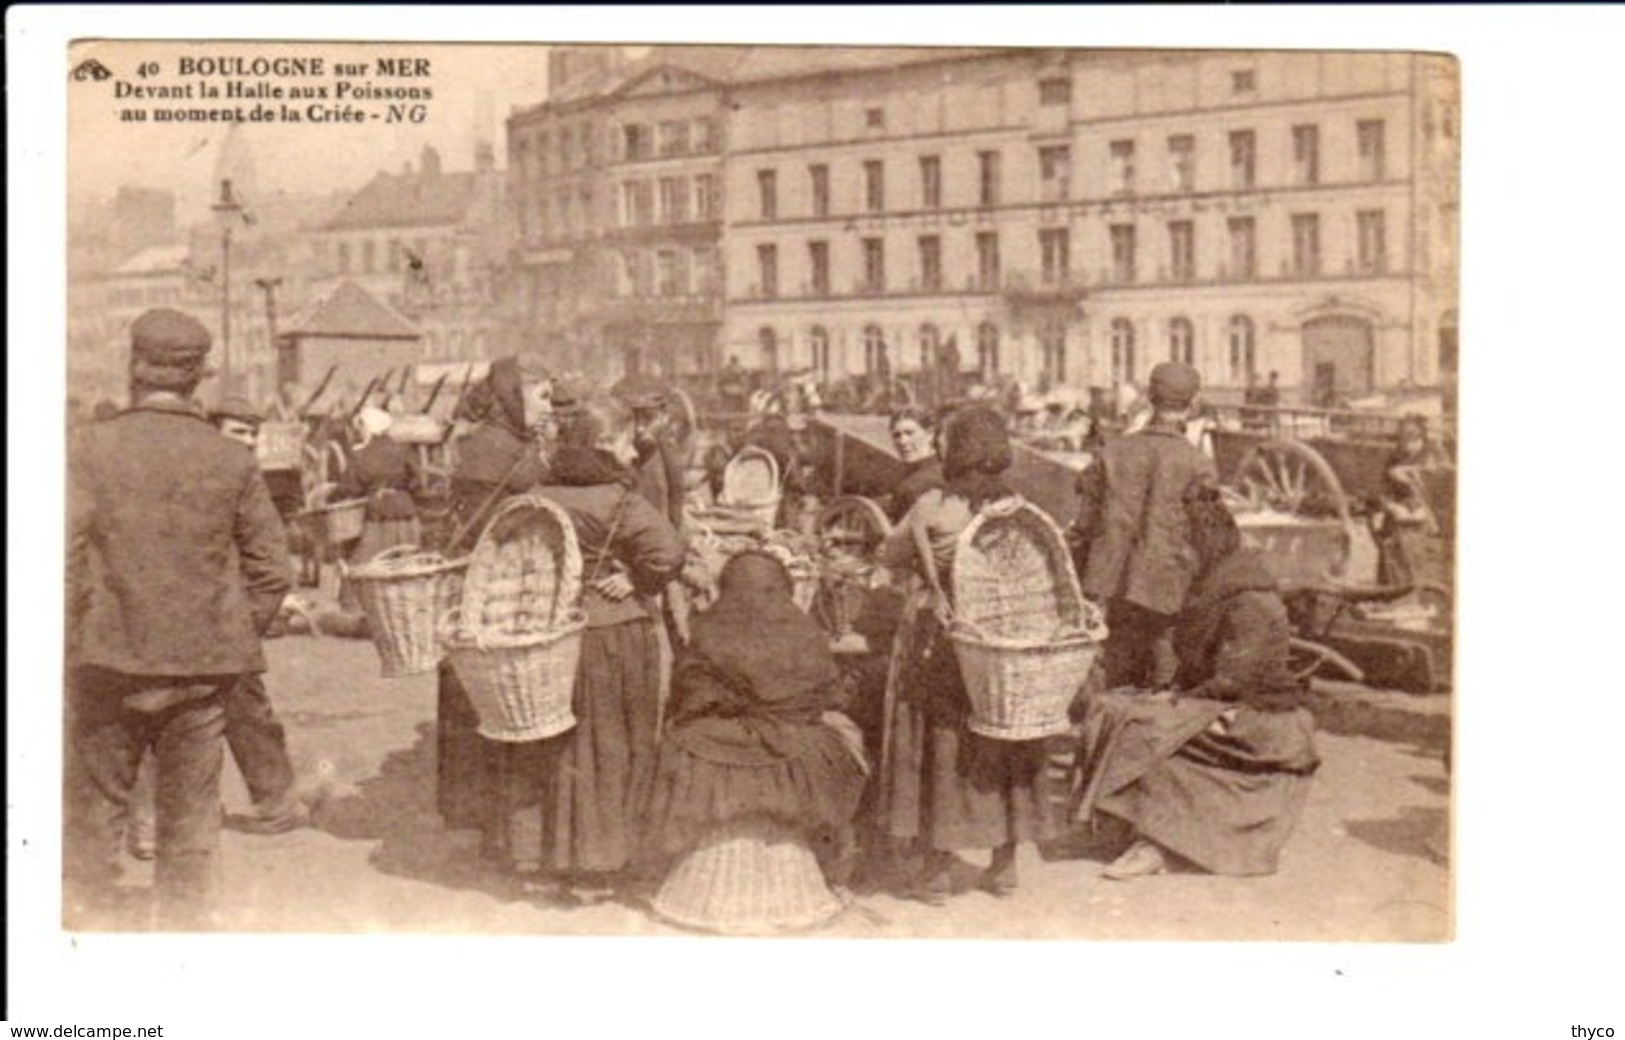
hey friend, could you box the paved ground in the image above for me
[103,588,1452,942]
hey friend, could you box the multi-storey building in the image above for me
[722,47,1459,406]
[507,46,746,380]
[310,143,508,365]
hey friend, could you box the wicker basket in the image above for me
[948,496,1108,741]
[343,545,469,677]
[651,818,845,936]
[443,610,587,741]
[300,483,367,548]
[717,446,782,530]
[441,494,585,742]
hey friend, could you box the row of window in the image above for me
[751,314,1262,385]
[614,246,723,299]
[748,209,1389,298]
[750,119,1388,221]
[335,236,434,277]
[617,174,720,228]
[512,116,721,179]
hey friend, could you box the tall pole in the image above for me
[221,223,232,395]
[213,178,244,396]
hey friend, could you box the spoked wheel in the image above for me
[1234,438,1351,524]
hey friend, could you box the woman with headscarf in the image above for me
[1068,482,1320,879]
[500,394,684,903]
[876,405,1058,904]
[643,551,867,881]
[433,356,552,850]
[336,406,421,564]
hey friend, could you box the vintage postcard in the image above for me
[56,35,1458,949]
[22,4,1625,1037]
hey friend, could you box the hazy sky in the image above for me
[68,41,607,221]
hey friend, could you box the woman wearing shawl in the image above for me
[434,356,552,846]
[1069,483,1320,879]
[501,395,684,901]
[335,407,421,588]
[644,552,867,880]
[877,405,1058,904]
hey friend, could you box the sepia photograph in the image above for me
[12,5,1622,1038]
[58,34,1458,942]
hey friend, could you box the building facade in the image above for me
[720,47,1459,407]
[309,144,508,366]
[507,46,745,382]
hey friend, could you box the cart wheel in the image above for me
[814,496,893,562]
[1235,437,1351,523]
[1289,637,1366,684]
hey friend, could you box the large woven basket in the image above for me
[718,446,782,530]
[344,545,469,677]
[651,818,845,936]
[949,496,1108,741]
[442,494,585,742]
[301,483,367,546]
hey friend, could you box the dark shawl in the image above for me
[667,552,842,767]
[1172,547,1303,712]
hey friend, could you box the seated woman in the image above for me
[1070,483,1320,879]
[644,551,868,887]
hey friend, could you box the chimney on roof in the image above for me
[475,141,496,174]
[420,146,442,179]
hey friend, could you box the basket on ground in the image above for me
[344,545,468,677]
[651,818,846,936]
[716,445,782,530]
[441,494,585,742]
[299,482,367,549]
[948,496,1108,740]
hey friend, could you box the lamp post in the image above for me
[212,179,244,395]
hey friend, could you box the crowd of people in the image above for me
[66,306,1342,932]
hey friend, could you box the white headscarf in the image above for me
[356,406,393,444]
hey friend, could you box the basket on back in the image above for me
[300,482,367,553]
[948,496,1108,741]
[441,494,587,742]
[716,446,782,530]
[344,545,469,678]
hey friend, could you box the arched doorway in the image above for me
[1301,315,1374,407]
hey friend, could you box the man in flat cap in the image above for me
[1071,361,1218,689]
[66,308,293,929]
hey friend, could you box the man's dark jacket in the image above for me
[69,397,292,677]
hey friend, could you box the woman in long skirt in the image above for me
[878,405,1058,904]
[432,357,551,848]
[336,406,421,612]
[1070,483,1320,879]
[501,395,684,902]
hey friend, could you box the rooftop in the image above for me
[281,280,420,340]
[324,149,485,232]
